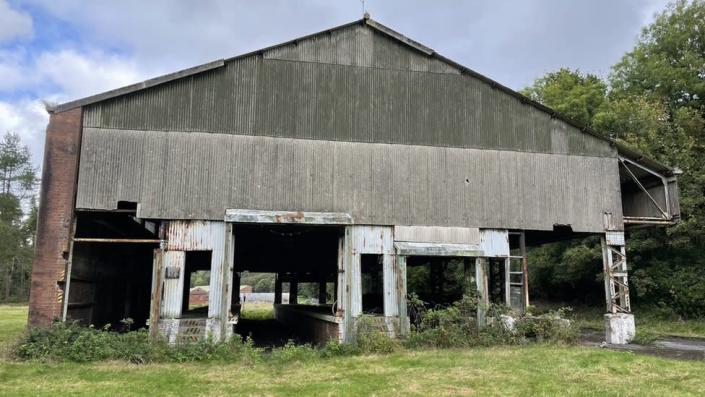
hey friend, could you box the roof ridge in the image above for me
[47,17,674,174]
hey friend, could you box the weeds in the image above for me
[11,295,576,363]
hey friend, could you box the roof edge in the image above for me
[47,17,676,175]
[50,59,225,113]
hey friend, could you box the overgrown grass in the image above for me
[2,346,705,396]
[240,302,275,320]
[534,302,705,339]
[0,305,27,347]
[1,305,705,396]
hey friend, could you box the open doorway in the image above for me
[232,224,342,346]
[181,251,212,318]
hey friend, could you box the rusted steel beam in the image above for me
[72,238,161,244]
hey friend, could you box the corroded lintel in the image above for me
[224,209,353,225]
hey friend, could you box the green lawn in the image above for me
[535,303,705,339]
[0,305,27,346]
[1,305,704,396]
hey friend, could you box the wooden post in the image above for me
[149,249,164,339]
[397,255,409,337]
[504,257,511,307]
[475,257,489,327]
[520,231,529,310]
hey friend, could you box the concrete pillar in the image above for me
[601,231,635,344]
[274,274,283,304]
[382,253,398,316]
[318,280,327,304]
[160,251,186,319]
[475,257,489,327]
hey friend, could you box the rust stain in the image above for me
[273,211,305,223]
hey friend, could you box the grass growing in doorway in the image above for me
[240,302,275,320]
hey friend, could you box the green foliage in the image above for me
[522,68,610,127]
[524,1,705,319]
[406,294,577,349]
[240,271,276,293]
[0,132,37,304]
[353,315,402,354]
[268,340,318,363]
[11,321,266,364]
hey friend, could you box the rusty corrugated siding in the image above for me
[76,128,622,233]
[82,26,613,158]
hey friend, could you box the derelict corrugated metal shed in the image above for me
[74,18,624,233]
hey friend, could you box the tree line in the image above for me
[524,0,705,318]
[0,133,38,303]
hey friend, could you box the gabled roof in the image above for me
[50,16,675,175]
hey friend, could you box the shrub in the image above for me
[353,315,401,354]
[406,294,577,348]
[269,340,318,363]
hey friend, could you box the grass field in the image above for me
[536,303,705,339]
[240,302,275,320]
[1,305,704,396]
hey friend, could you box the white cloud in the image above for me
[0,99,48,166]
[35,49,146,101]
[0,0,33,42]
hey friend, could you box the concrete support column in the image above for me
[382,253,398,316]
[601,231,635,344]
[274,274,283,304]
[161,251,186,319]
[318,280,327,304]
[475,257,489,327]
[397,255,409,337]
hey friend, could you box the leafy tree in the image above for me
[525,0,705,318]
[521,68,610,127]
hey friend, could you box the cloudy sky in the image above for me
[0,0,670,166]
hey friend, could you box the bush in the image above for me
[12,321,264,364]
[269,340,318,363]
[406,294,577,348]
[353,315,402,354]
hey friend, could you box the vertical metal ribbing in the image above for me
[161,251,186,319]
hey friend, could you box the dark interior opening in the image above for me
[487,258,506,304]
[406,256,470,307]
[361,254,383,314]
[67,211,159,330]
[232,224,341,347]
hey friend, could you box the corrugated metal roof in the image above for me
[48,17,674,174]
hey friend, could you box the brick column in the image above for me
[28,108,82,327]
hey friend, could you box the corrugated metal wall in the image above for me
[82,26,613,158]
[76,128,622,233]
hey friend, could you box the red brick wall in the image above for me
[28,108,82,327]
